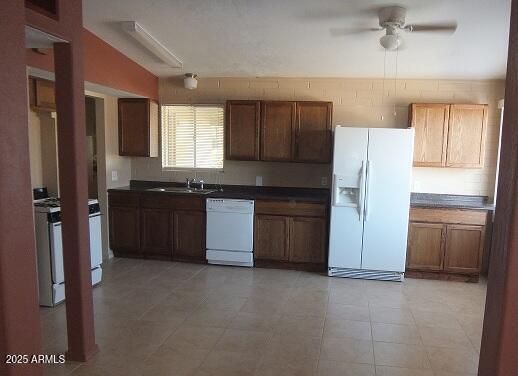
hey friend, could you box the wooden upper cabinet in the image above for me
[294,102,332,163]
[444,224,484,274]
[118,98,159,157]
[446,104,488,168]
[26,0,58,19]
[410,103,487,168]
[227,100,333,164]
[406,222,446,271]
[410,104,449,167]
[29,77,56,111]
[260,101,296,162]
[226,101,260,161]
[289,217,326,263]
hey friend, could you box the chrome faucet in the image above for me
[186,177,204,190]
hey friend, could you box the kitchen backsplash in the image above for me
[131,77,505,196]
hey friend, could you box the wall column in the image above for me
[53,42,98,362]
[0,1,43,375]
[479,0,518,374]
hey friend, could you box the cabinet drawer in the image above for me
[409,207,487,226]
[255,200,327,217]
[108,192,140,207]
[141,194,172,209]
[170,196,205,211]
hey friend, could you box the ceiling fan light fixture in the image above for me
[380,34,401,50]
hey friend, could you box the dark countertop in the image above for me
[108,180,330,203]
[410,193,494,210]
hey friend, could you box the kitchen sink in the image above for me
[146,187,216,194]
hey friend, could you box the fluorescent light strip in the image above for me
[122,21,182,68]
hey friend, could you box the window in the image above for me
[161,105,224,169]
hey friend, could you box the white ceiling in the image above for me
[83,0,511,79]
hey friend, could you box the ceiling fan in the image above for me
[331,5,458,50]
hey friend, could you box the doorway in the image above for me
[85,96,98,199]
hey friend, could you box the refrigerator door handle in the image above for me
[358,161,366,221]
[364,161,372,221]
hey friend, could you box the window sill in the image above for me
[162,167,224,173]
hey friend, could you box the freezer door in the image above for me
[361,128,414,272]
[328,127,368,269]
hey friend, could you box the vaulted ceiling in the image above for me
[83,0,511,79]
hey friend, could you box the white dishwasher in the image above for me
[206,198,255,267]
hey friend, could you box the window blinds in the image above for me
[161,105,224,169]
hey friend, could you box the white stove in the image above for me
[33,197,103,307]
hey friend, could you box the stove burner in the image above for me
[34,198,61,208]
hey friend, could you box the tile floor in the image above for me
[41,258,487,376]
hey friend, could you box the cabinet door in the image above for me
[410,104,449,167]
[254,215,290,261]
[406,222,446,271]
[289,217,326,264]
[226,101,260,160]
[260,101,296,161]
[294,102,332,163]
[109,206,140,254]
[446,104,488,168]
[444,225,484,274]
[173,210,206,261]
[141,208,172,256]
[118,98,158,157]
[32,78,56,111]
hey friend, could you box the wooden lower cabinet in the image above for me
[444,225,484,274]
[254,215,290,261]
[109,192,206,261]
[406,222,445,271]
[254,200,328,270]
[141,208,172,257]
[109,206,141,256]
[406,207,488,282]
[289,217,326,263]
[173,210,206,261]
[109,193,328,269]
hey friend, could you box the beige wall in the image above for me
[130,77,505,197]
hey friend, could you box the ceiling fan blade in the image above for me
[330,27,382,36]
[405,22,458,33]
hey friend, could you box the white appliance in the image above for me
[206,198,254,267]
[328,126,414,281]
[34,198,103,306]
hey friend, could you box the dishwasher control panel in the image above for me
[206,198,254,214]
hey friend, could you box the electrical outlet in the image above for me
[321,177,328,186]
[111,170,118,182]
[256,176,263,186]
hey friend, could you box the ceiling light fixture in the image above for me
[184,73,198,90]
[122,21,182,68]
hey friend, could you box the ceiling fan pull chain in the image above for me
[381,48,387,121]
[394,46,399,117]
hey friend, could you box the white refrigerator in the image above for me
[328,126,414,281]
